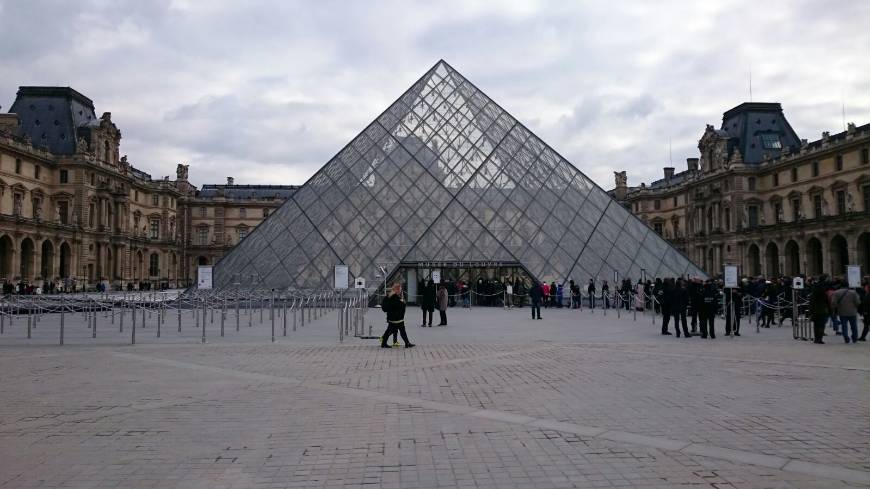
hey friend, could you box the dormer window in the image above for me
[761,133,781,149]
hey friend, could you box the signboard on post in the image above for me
[792,277,804,290]
[613,270,619,284]
[431,269,441,284]
[197,266,213,289]
[334,265,349,290]
[354,277,366,289]
[723,265,738,288]
[847,265,861,288]
[640,268,647,283]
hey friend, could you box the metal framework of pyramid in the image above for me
[213,60,705,290]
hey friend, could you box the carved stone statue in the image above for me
[846,192,855,212]
[822,198,829,217]
[176,164,189,180]
[776,206,784,223]
[76,137,88,153]
[614,171,627,187]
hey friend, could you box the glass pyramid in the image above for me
[213,60,705,290]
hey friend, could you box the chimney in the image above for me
[0,113,19,133]
[664,167,675,180]
[227,177,234,186]
[686,158,699,171]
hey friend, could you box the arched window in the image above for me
[149,253,159,277]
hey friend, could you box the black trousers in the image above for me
[661,307,672,334]
[812,315,827,342]
[860,314,868,340]
[531,301,541,319]
[674,309,690,336]
[422,308,433,326]
[382,321,411,346]
[438,309,447,325]
[699,312,715,338]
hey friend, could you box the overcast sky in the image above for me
[2,0,869,189]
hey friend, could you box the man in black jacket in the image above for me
[673,279,692,338]
[689,278,703,333]
[660,278,674,335]
[529,282,543,320]
[724,286,743,336]
[381,283,415,348]
[699,280,719,339]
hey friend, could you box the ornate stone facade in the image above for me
[610,102,870,279]
[0,86,295,290]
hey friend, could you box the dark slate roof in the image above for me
[648,169,695,189]
[801,121,870,152]
[8,86,98,155]
[719,102,801,164]
[196,184,299,200]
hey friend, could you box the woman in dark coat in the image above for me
[808,285,830,344]
[437,284,449,326]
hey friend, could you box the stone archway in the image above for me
[40,240,54,280]
[747,243,761,277]
[20,237,35,281]
[784,240,800,276]
[765,242,779,278]
[59,242,72,278]
[830,235,848,278]
[859,232,870,274]
[806,237,823,277]
[0,235,13,281]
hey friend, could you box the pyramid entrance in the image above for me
[213,60,705,291]
[383,260,534,306]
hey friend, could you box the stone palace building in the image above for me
[610,102,870,279]
[0,86,295,290]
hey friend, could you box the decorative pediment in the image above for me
[807,185,825,195]
[50,191,75,200]
[830,179,849,190]
[10,183,27,193]
[787,189,802,199]
[30,188,45,199]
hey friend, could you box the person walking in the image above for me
[660,278,674,335]
[634,279,645,311]
[859,279,869,341]
[831,282,862,344]
[530,282,543,320]
[689,278,702,332]
[541,281,551,309]
[808,285,830,344]
[420,279,436,327]
[436,284,448,326]
[602,280,610,309]
[380,283,415,349]
[673,279,692,338]
[587,279,596,309]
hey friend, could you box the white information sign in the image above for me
[354,277,366,289]
[334,265,349,289]
[197,266,213,289]
[431,270,441,284]
[723,265,738,288]
[792,277,804,290]
[847,265,861,288]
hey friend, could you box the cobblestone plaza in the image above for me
[2,306,868,488]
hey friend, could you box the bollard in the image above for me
[270,291,275,343]
[201,298,207,343]
[131,304,137,345]
[177,303,182,333]
[221,298,225,337]
[283,299,287,336]
[92,299,97,339]
[157,301,162,338]
[293,300,298,332]
[236,295,240,332]
[27,310,32,339]
[59,295,65,346]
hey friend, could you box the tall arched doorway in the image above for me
[784,240,800,276]
[135,250,143,282]
[0,235,13,281]
[830,235,848,278]
[747,244,761,277]
[806,238,823,277]
[40,240,54,280]
[20,238,34,281]
[765,242,779,277]
[859,232,870,274]
[59,242,71,278]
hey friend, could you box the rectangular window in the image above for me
[812,161,819,177]
[836,155,843,171]
[149,219,160,239]
[774,202,782,222]
[836,190,846,215]
[862,148,869,165]
[748,206,759,228]
[90,173,95,186]
[151,195,158,206]
[791,167,798,183]
[200,207,207,218]
[58,201,69,225]
[149,254,159,277]
[238,227,248,240]
[761,133,782,149]
[198,227,208,245]
[32,198,41,219]
[88,203,95,228]
[724,208,731,231]
[772,173,779,187]
[672,196,677,207]
[134,190,139,202]
[813,194,822,219]
[747,177,756,191]
[59,169,69,184]
[34,165,40,180]
[792,198,800,221]
[262,208,269,218]
[653,222,663,235]
[15,159,22,174]
[239,207,247,218]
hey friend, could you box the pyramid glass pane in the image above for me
[213,60,704,290]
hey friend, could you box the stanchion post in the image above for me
[59,295,65,346]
